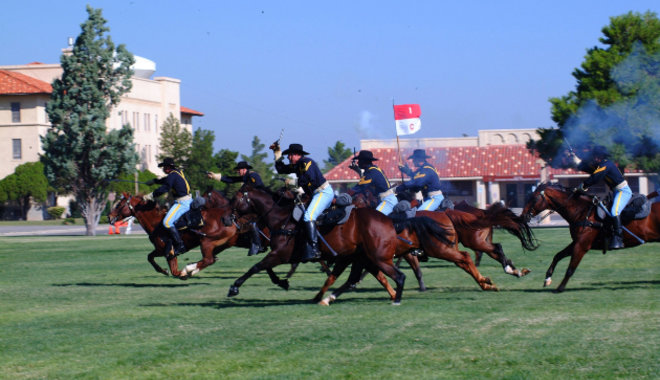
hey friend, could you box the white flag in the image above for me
[394,104,421,135]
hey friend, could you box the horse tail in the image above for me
[400,216,454,248]
[482,203,538,251]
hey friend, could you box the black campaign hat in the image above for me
[356,150,379,162]
[592,145,610,159]
[281,143,309,155]
[234,161,253,170]
[407,149,431,160]
[158,157,176,168]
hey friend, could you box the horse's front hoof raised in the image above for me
[278,279,290,291]
[227,285,239,297]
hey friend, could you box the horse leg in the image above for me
[554,242,590,293]
[228,253,286,297]
[492,243,530,277]
[147,250,169,276]
[544,242,575,288]
[473,250,483,266]
[371,258,406,305]
[265,268,290,290]
[285,263,299,278]
[402,253,426,291]
[314,256,352,304]
[166,256,182,278]
[426,247,497,291]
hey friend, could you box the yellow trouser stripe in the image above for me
[164,203,181,227]
[309,195,324,220]
[612,192,623,216]
[421,198,435,210]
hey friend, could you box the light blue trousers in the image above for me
[376,194,398,215]
[162,198,192,228]
[419,193,445,211]
[304,185,334,222]
[611,185,633,216]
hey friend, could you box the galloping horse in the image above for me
[521,182,660,292]
[228,184,457,304]
[108,193,238,278]
[314,204,536,305]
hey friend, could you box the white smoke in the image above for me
[355,110,386,139]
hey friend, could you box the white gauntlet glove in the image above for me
[143,192,154,202]
[294,187,305,196]
[206,171,222,181]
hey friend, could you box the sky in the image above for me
[2,1,658,161]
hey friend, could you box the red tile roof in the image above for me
[324,145,590,182]
[180,106,204,116]
[0,70,52,95]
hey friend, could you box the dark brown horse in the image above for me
[314,204,536,305]
[228,185,458,304]
[521,182,660,292]
[108,193,238,278]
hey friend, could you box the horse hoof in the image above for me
[392,301,401,306]
[278,280,290,291]
[519,268,531,277]
[319,298,331,306]
[227,286,239,297]
[544,278,552,287]
[419,286,427,292]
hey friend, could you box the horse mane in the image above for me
[239,184,297,208]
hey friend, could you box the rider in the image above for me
[349,150,398,215]
[207,161,266,256]
[144,157,191,256]
[571,145,632,250]
[396,149,444,211]
[272,142,333,262]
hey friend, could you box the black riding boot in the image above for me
[168,226,186,256]
[609,215,624,250]
[248,222,264,256]
[302,221,321,262]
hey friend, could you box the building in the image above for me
[324,129,657,210]
[0,51,202,219]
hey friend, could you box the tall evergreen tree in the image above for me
[186,127,216,192]
[528,11,660,170]
[211,148,239,193]
[322,140,352,173]
[41,6,137,235]
[157,113,192,165]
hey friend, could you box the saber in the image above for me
[596,201,645,245]
[277,128,285,145]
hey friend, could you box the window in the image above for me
[12,139,21,159]
[144,113,150,132]
[133,112,140,131]
[154,114,158,133]
[11,103,20,123]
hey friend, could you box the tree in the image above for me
[322,140,352,172]
[0,162,49,220]
[186,127,216,192]
[241,136,278,189]
[211,148,239,193]
[41,6,137,235]
[528,11,660,171]
[157,113,192,165]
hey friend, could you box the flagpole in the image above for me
[392,98,405,183]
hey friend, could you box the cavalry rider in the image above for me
[396,149,444,211]
[349,150,398,215]
[571,145,632,250]
[144,157,191,256]
[272,142,333,262]
[207,161,265,256]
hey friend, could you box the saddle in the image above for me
[316,193,355,226]
[389,200,418,233]
[595,193,651,224]
[174,197,207,230]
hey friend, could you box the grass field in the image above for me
[1,228,658,379]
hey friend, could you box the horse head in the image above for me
[204,188,230,208]
[522,182,591,223]
[108,192,135,225]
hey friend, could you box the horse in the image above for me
[314,203,536,305]
[228,184,459,304]
[108,192,238,278]
[521,182,660,292]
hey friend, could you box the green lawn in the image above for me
[0,228,658,379]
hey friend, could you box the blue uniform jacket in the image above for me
[396,163,442,197]
[352,165,391,196]
[153,170,190,198]
[276,156,326,196]
[579,159,626,190]
[221,171,264,187]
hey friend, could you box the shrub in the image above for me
[47,206,66,219]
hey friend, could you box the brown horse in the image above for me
[108,193,238,278]
[314,204,536,305]
[228,185,460,304]
[521,182,660,292]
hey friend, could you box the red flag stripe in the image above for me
[393,104,421,120]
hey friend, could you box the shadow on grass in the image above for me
[141,294,396,309]
[498,279,660,293]
[53,281,211,288]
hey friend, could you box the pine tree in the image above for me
[41,6,137,235]
[157,113,192,165]
[186,128,216,192]
[241,136,277,189]
[322,140,352,172]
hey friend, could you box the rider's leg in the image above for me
[301,186,334,262]
[248,222,264,256]
[608,186,632,250]
[163,200,191,256]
